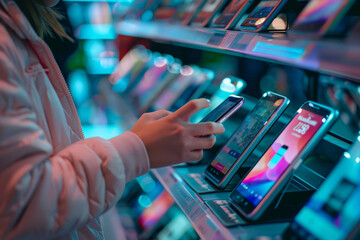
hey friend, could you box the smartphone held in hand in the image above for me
[199,95,244,123]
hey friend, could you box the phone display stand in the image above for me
[183,172,241,194]
[267,12,289,32]
[206,169,315,227]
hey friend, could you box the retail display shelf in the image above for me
[115,20,360,83]
[152,167,289,240]
[63,0,119,2]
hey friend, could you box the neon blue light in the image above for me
[86,58,118,74]
[82,125,124,139]
[84,40,105,57]
[63,0,122,2]
[138,195,152,208]
[141,10,153,22]
[67,4,84,28]
[252,42,306,60]
[137,175,157,193]
[68,69,89,105]
[76,24,116,40]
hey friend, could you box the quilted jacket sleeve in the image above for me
[0,26,150,239]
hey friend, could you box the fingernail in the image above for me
[205,98,211,104]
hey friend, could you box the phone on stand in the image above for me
[287,137,360,240]
[139,62,182,113]
[230,101,339,220]
[191,0,229,27]
[175,0,206,25]
[212,0,254,29]
[289,0,356,37]
[129,55,175,106]
[110,46,152,93]
[170,68,215,112]
[240,0,288,32]
[205,92,290,189]
[122,0,162,20]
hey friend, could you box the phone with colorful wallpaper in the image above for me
[205,92,289,189]
[153,0,185,20]
[151,65,196,111]
[175,0,207,25]
[169,68,215,112]
[128,54,176,108]
[191,0,229,27]
[212,0,254,29]
[240,0,288,32]
[290,0,356,36]
[230,101,339,220]
[286,137,360,240]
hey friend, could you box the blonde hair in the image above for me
[15,0,73,42]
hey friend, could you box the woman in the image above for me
[0,0,224,239]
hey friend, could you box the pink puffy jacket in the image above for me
[0,0,150,239]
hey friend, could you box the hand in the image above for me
[130,99,225,168]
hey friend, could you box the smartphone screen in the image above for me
[131,56,172,104]
[152,65,196,111]
[241,0,284,29]
[138,190,174,230]
[192,0,223,24]
[170,69,214,111]
[153,0,184,20]
[205,92,288,184]
[111,46,151,93]
[213,0,250,27]
[190,77,246,123]
[230,102,337,216]
[200,95,244,123]
[124,0,161,19]
[176,0,204,23]
[291,0,355,34]
[291,139,360,240]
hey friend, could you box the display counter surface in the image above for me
[152,166,289,240]
[115,20,360,83]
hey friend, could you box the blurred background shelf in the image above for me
[115,20,360,82]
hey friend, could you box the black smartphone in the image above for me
[204,92,289,188]
[199,95,244,123]
[212,0,254,29]
[230,101,339,220]
[240,0,288,32]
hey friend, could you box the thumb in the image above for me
[173,99,210,121]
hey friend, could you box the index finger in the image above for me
[173,99,210,121]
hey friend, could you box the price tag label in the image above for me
[220,32,238,48]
